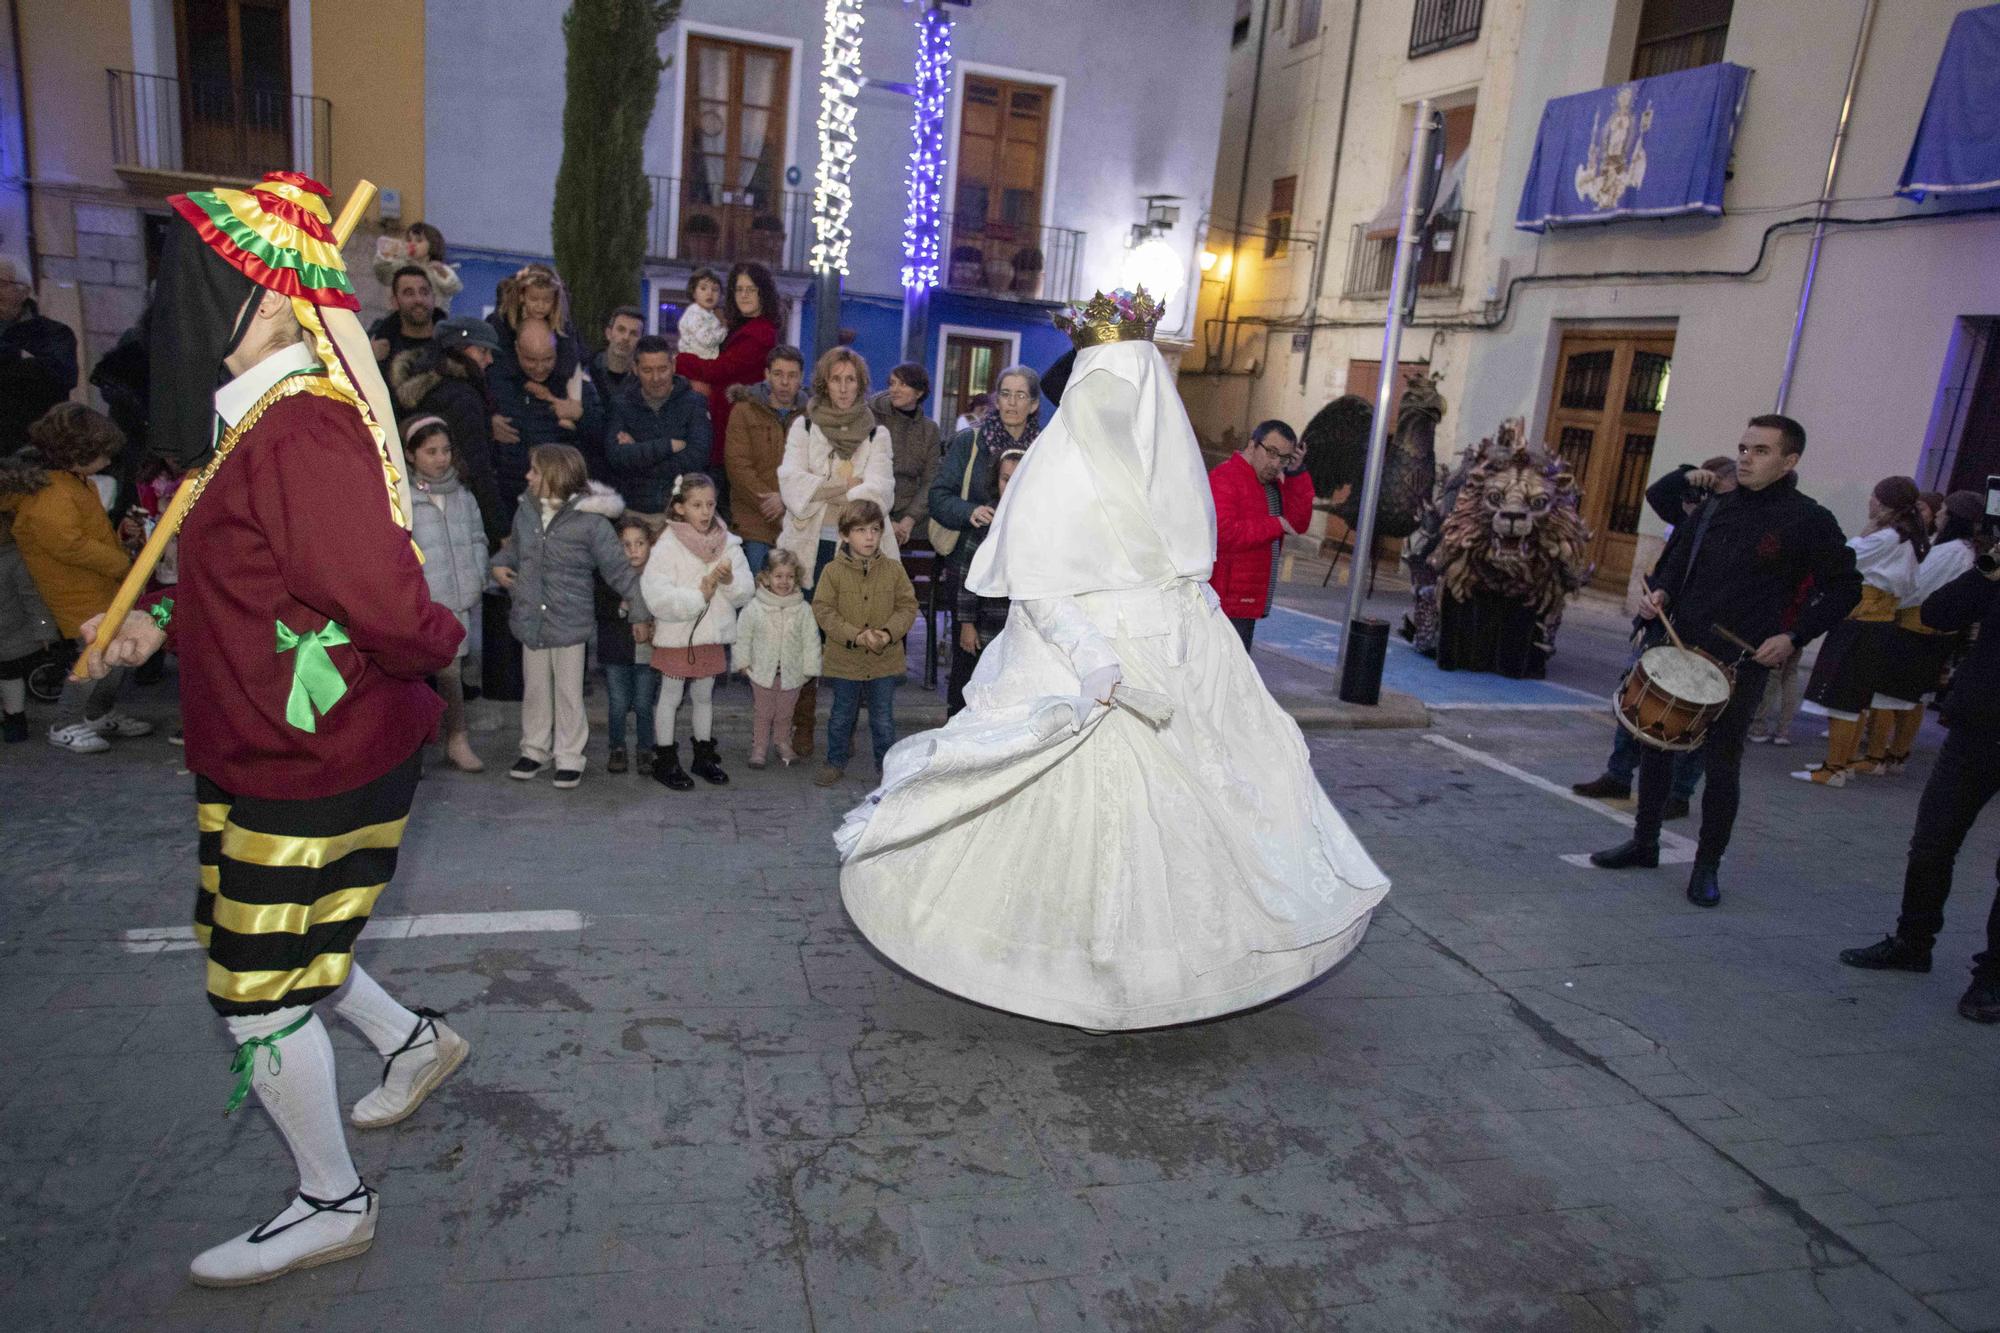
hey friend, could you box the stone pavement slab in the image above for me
[3,626,1997,1329]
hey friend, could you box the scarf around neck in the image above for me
[754,585,804,611]
[978,408,1040,461]
[809,396,877,460]
[669,517,729,563]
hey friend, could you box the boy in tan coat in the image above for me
[812,499,917,785]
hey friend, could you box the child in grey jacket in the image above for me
[407,416,489,771]
[490,444,641,788]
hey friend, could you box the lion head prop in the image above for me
[1433,420,1592,619]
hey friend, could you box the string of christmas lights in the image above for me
[901,4,953,291]
[812,0,865,276]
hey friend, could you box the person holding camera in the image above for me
[1590,415,1859,908]
[1839,523,2000,1023]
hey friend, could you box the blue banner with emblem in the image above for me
[1515,63,1753,233]
[1898,4,2000,200]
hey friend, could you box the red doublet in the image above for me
[173,383,463,799]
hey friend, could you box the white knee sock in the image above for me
[331,963,420,1057]
[657,676,687,745]
[223,1008,360,1200]
[691,676,715,741]
[0,678,23,713]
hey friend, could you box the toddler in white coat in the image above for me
[641,472,753,789]
[732,549,822,768]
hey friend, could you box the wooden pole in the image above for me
[73,180,377,680]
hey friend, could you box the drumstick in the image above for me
[1709,624,1755,654]
[1656,609,1690,655]
[73,181,379,680]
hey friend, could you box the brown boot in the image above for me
[791,679,818,759]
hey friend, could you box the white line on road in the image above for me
[121,909,589,954]
[1423,733,1698,863]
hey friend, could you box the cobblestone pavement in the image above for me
[4,593,1998,1331]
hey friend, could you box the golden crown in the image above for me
[1053,288,1164,348]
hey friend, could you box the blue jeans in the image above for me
[1607,723,1703,801]
[827,676,896,770]
[603,661,660,751]
[742,540,771,577]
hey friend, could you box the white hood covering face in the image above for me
[966,338,1215,600]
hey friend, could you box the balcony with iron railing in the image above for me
[108,69,330,187]
[646,175,814,273]
[1343,210,1471,300]
[1409,0,1484,58]
[939,213,1084,304]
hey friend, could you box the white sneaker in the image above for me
[351,1012,469,1129]
[88,709,154,737]
[188,1183,376,1288]
[47,721,110,753]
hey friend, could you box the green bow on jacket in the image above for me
[274,618,351,733]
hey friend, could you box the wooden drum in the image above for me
[1615,645,1734,752]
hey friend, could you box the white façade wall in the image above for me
[425,0,1232,331]
[1456,0,2000,537]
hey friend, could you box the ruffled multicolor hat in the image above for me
[167,171,361,310]
[156,172,411,532]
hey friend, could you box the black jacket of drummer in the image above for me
[1921,567,2000,734]
[1643,472,1861,659]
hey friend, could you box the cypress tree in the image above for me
[552,0,678,350]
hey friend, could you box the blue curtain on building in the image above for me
[1898,4,2000,200]
[1515,63,1752,233]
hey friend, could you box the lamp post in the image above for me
[900,2,952,363]
[812,0,865,357]
[1336,100,1440,698]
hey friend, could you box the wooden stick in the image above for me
[1710,623,1758,656]
[1656,608,1689,655]
[73,180,377,680]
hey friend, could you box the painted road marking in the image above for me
[121,909,589,954]
[1423,733,1698,865]
[1262,604,1606,711]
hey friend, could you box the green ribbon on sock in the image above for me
[274,619,351,733]
[223,1010,314,1116]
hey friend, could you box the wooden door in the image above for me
[941,334,1011,430]
[683,37,791,260]
[955,75,1052,250]
[176,0,290,180]
[1544,332,1675,588]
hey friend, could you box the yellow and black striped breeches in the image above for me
[193,752,421,1016]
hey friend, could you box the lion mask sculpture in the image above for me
[1434,421,1592,619]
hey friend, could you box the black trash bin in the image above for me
[1339,616,1390,706]
[481,589,523,702]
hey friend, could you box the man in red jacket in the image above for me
[1209,420,1313,649]
[80,173,471,1288]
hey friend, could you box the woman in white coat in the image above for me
[835,289,1389,1031]
[776,347,897,755]
[776,347,897,589]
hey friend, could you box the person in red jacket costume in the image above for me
[675,261,781,456]
[81,173,471,1289]
[1209,420,1313,649]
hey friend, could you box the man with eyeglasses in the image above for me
[1209,419,1312,651]
[0,256,80,450]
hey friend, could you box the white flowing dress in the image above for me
[835,340,1388,1029]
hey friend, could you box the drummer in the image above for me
[1591,415,1861,907]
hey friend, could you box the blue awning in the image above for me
[1899,4,2000,200]
[1515,63,1752,233]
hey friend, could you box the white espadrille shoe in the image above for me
[350,1010,469,1129]
[188,1182,376,1288]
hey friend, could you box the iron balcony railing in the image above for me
[1343,210,1471,300]
[938,213,1084,304]
[108,69,330,184]
[646,175,814,273]
[1409,0,1484,57]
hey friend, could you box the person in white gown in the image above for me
[835,289,1389,1030]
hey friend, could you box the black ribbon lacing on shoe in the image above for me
[247,1181,374,1244]
[378,1007,445,1086]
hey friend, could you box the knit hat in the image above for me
[436,316,502,353]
